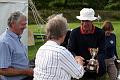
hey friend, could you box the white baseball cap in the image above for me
[76,8,97,21]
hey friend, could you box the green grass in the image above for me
[28,24,45,34]
[28,21,120,60]
[28,40,44,60]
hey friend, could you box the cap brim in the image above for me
[76,16,97,21]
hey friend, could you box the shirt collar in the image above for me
[46,40,59,46]
[80,25,95,34]
[6,29,21,39]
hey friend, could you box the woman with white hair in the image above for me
[33,15,85,80]
[68,8,106,80]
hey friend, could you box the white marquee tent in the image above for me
[0,0,28,45]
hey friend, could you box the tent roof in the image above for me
[0,0,27,3]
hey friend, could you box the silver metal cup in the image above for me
[86,48,99,72]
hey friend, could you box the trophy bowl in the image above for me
[86,48,99,72]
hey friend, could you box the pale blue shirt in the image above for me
[0,29,29,80]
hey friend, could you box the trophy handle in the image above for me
[89,48,99,59]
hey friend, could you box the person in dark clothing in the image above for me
[61,30,71,48]
[68,8,106,80]
[102,20,118,80]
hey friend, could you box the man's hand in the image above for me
[75,56,85,65]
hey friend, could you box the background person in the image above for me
[102,20,118,80]
[0,11,33,80]
[68,8,106,80]
[33,15,85,80]
[61,29,71,48]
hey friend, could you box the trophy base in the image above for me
[85,67,97,73]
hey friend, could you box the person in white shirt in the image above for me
[33,15,85,80]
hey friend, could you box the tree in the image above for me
[104,0,120,10]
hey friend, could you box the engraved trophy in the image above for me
[86,48,99,72]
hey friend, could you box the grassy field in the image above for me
[28,21,120,60]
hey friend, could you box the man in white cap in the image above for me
[68,8,106,80]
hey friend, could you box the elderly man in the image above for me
[33,15,85,80]
[68,8,106,80]
[0,11,33,80]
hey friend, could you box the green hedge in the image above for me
[28,10,120,24]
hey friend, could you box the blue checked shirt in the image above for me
[0,29,29,80]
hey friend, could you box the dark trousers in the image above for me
[71,71,105,80]
[71,72,97,80]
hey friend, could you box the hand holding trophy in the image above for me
[86,48,99,73]
[75,56,85,65]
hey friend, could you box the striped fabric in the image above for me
[33,40,84,80]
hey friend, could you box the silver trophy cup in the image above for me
[86,48,99,72]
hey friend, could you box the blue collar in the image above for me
[6,29,21,40]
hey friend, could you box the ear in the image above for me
[11,21,17,28]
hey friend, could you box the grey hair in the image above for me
[8,11,26,27]
[47,13,63,20]
[46,15,68,40]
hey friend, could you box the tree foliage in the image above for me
[104,0,120,10]
[30,0,120,10]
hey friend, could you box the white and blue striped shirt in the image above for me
[33,40,84,80]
